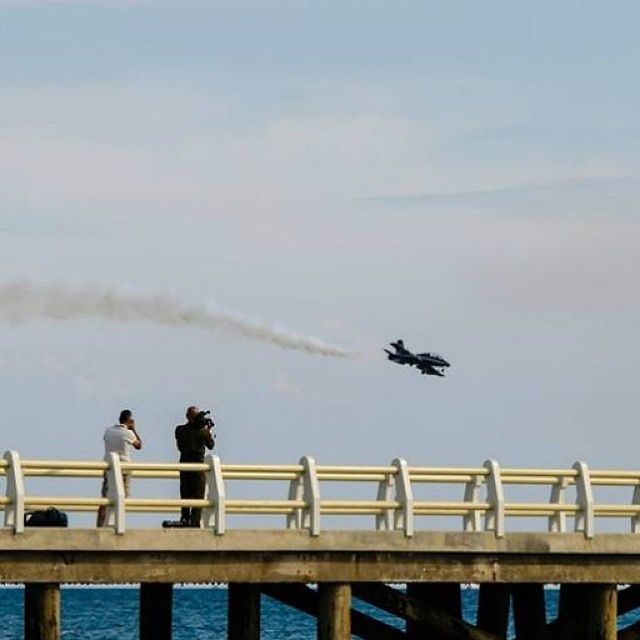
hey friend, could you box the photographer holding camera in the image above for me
[97,409,142,527]
[175,405,215,527]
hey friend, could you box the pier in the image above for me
[4,451,640,639]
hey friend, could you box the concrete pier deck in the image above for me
[2,529,640,585]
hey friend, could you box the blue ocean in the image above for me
[0,586,637,639]
[0,587,640,640]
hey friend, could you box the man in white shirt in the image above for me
[97,409,142,527]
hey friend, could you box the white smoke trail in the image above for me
[0,282,355,358]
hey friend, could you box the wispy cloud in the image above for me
[358,176,640,217]
[0,132,207,209]
[0,82,431,221]
[0,0,136,6]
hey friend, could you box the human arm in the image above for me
[131,431,142,450]
[126,421,142,450]
[203,427,215,450]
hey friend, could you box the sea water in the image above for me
[0,586,637,639]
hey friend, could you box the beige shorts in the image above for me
[101,472,131,498]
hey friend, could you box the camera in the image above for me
[194,409,214,429]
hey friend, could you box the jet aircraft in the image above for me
[384,340,450,377]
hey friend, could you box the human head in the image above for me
[119,409,133,426]
[186,406,200,423]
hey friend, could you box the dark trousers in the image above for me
[180,470,206,527]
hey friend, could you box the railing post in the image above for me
[300,455,320,536]
[392,457,414,537]
[4,450,25,534]
[104,452,126,534]
[484,459,505,538]
[549,476,568,533]
[573,461,594,538]
[632,483,640,534]
[203,454,226,535]
[463,473,483,532]
[375,470,394,531]
[286,467,304,530]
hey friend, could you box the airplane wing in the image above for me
[417,353,450,367]
[417,363,445,377]
[387,353,414,365]
[417,352,441,360]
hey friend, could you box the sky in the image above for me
[1,1,640,521]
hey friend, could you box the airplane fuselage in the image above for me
[385,341,450,378]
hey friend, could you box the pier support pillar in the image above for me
[228,583,261,640]
[318,583,351,640]
[556,584,617,640]
[140,582,172,640]
[512,584,545,640]
[585,585,617,640]
[477,584,510,639]
[25,583,60,640]
[406,583,462,637]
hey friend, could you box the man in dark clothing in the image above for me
[175,405,215,527]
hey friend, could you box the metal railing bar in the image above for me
[501,468,578,477]
[126,498,210,508]
[410,475,478,483]
[226,499,306,509]
[121,462,208,472]
[322,508,391,515]
[505,510,567,517]
[228,507,297,514]
[409,467,488,475]
[23,505,105,513]
[223,464,304,473]
[225,472,300,480]
[595,505,640,514]
[501,476,576,485]
[591,478,640,486]
[23,470,104,478]
[413,501,491,510]
[591,470,640,478]
[506,503,580,512]
[320,500,400,509]
[415,509,488,516]
[129,471,179,478]
[21,460,109,470]
[317,473,390,482]
[317,465,397,474]
[24,497,109,507]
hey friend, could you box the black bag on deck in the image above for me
[162,519,188,528]
[24,507,69,527]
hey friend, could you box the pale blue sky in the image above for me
[1,0,639,500]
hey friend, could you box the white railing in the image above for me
[2,450,640,537]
